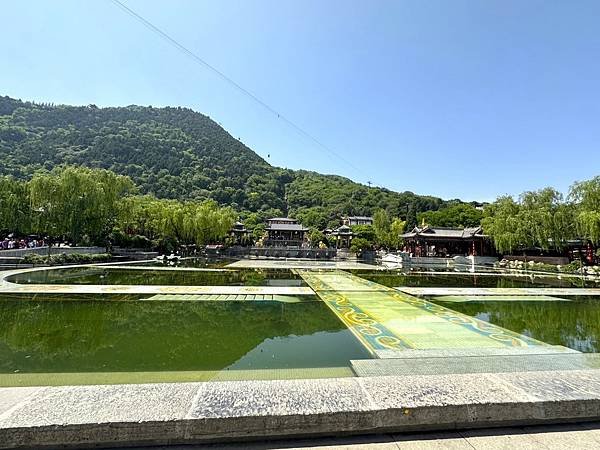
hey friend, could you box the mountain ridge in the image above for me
[0,95,462,228]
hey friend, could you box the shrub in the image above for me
[22,253,112,265]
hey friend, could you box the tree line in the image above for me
[482,178,600,254]
[0,95,459,229]
[0,166,236,251]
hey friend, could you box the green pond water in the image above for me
[2,263,600,386]
[356,271,597,288]
[432,296,600,353]
[0,295,370,383]
[7,267,306,286]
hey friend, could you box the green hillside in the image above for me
[0,95,455,227]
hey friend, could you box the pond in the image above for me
[1,262,599,386]
[0,294,370,386]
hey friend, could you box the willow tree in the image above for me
[117,197,235,248]
[182,200,235,246]
[519,188,575,251]
[569,176,600,244]
[116,195,174,241]
[483,189,576,254]
[481,196,525,254]
[29,166,135,245]
[0,176,31,235]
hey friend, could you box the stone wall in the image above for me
[504,255,570,265]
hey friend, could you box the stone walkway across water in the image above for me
[226,259,383,270]
[0,283,314,296]
[296,270,550,358]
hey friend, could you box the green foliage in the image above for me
[28,166,134,245]
[0,96,277,212]
[117,196,235,247]
[418,203,483,228]
[0,165,235,250]
[389,218,407,249]
[482,196,523,254]
[22,253,112,265]
[372,209,405,249]
[373,209,391,245]
[307,228,327,247]
[351,225,375,242]
[0,176,30,234]
[350,237,372,254]
[519,188,574,251]
[286,171,449,229]
[0,95,459,223]
[570,176,600,244]
[483,187,578,254]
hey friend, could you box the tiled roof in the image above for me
[346,216,373,220]
[402,226,485,239]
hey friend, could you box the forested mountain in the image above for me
[0,95,457,227]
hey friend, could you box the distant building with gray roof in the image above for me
[402,225,493,257]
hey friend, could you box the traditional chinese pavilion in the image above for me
[402,226,493,257]
[230,221,250,245]
[264,218,309,247]
[329,225,353,249]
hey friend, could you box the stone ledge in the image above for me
[352,353,600,376]
[1,370,600,449]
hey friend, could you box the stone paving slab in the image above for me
[190,377,373,419]
[373,346,578,359]
[0,388,42,417]
[351,353,600,377]
[397,287,600,296]
[3,370,600,448]
[0,383,198,428]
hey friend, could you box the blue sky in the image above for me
[2,0,599,202]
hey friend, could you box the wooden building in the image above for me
[343,216,373,226]
[402,226,493,257]
[264,218,309,247]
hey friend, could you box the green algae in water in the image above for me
[0,296,371,378]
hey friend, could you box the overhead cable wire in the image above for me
[110,0,368,180]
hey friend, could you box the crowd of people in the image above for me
[1,236,45,250]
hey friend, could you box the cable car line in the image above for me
[110,0,368,181]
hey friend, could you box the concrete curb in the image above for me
[2,370,600,449]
